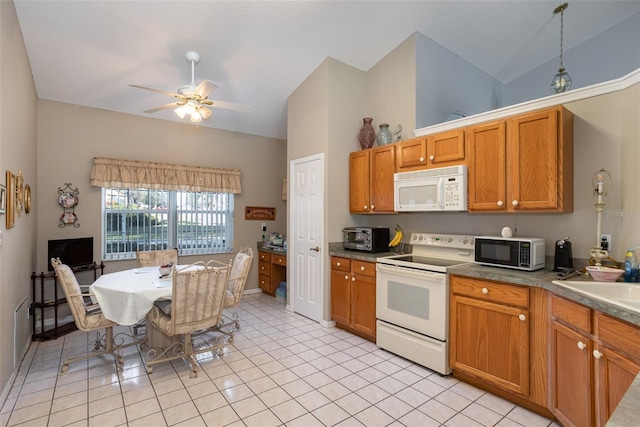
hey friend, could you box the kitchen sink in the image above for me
[552,280,640,313]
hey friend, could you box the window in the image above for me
[102,188,233,260]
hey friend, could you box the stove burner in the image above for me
[386,255,467,268]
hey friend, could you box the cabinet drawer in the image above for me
[273,255,287,267]
[331,257,351,272]
[551,295,591,334]
[352,260,376,277]
[596,313,640,361]
[258,251,271,262]
[259,260,271,276]
[450,276,529,308]
[259,274,270,289]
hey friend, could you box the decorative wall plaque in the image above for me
[244,206,276,220]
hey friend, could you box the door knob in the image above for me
[310,246,320,252]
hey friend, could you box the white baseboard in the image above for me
[321,319,336,328]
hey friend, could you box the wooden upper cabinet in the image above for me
[349,150,371,213]
[396,130,466,172]
[395,137,427,171]
[349,145,395,214]
[427,129,465,165]
[468,121,507,211]
[468,106,573,213]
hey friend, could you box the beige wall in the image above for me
[366,35,417,141]
[0,0,38,395]
[36,100,287,280]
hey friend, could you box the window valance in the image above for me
[90,157,241,193]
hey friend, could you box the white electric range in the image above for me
[376,233,475,375]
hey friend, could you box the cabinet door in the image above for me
[427,129,465,166]
[467,121,507,211]
[594,344,640,426]
[450,295,529,396]
[331,270,351,326]
[369,145,396,213]
[395,138,427,171]
[352,273,376,338]
[349,150,371,213]
[507,108,559,210]
[550,320,593,427]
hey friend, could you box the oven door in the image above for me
[376,263,448,341]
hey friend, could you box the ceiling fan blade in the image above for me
[207,99,252,112]
[193,80,219,98]
[129,84,184,99]
[143,102,183,113]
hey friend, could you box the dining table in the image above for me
[89,265,191,347]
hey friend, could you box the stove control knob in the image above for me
[447,237,452,243]
[463,238,469,244]
[418,235,423,241]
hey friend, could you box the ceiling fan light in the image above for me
[174,105,186,119]
[184,100,197,115]
[200,107,212,120]
[190,110,202,122]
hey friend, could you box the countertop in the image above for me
[327,245,640,424]
[257,242,287,257]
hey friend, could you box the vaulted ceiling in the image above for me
[14,1,640,140]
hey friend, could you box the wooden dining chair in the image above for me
[145,261,229,378]
[136,248,178,267]
[51,258,126,372]
[207,247,254,342]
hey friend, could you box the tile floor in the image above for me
[1,293,560,427]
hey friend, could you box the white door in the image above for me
[290,154,324,322]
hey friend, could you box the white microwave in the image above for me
[394,165,467,212]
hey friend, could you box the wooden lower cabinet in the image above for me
[257,250,286,296]
[550,295,640,426]
[330,256,376,341]
[449,275,550,416]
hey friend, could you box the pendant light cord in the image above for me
[559,8,565,69]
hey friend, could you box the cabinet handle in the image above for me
[419,156,425,162]
[512,200,519,206]
[261,266,264,270]
[360,266,365,271]
[352,277,356,282]
[577,341,586,350]
[593,350,603,359]
[278,258,282,262]
[518,314,526,321]
[371,204,375,210]
[481,288,489,294]
[429,155,435,161]
[336,262,341,267]
[344,275,349,280]
[497,200,504,207]
[364,205,368,210]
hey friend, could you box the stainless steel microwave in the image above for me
[343,227,390,253]
[474,236,545,271]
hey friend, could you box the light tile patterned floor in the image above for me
[0,293,561,426]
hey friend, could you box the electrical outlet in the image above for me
[601,234,612,251]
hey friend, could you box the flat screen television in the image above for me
[47,237,94,271]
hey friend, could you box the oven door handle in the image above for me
[376,263,446,283]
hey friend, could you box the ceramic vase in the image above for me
[358,118,376,149]
[376,123,393,146]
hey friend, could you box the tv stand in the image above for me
[31,262,105,341]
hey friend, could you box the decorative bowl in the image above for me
[159,265,173,277]
[585,266,624,282]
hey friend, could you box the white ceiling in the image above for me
[13,1,640,140]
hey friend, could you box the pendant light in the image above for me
[551,3,572,93]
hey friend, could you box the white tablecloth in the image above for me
[89,266,176,325]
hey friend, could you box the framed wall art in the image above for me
[244,206,276,220]
[0,184,6,215]
[6,171,15,229]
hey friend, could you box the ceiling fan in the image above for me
[130,51,251,123]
